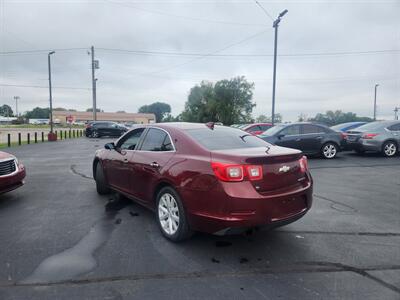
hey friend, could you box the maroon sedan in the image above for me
[93,123,312,242]
[0,151,26,194]
[241,123,273,135]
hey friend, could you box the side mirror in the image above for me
[104,142,115,150]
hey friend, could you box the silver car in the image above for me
[346,121,400,157]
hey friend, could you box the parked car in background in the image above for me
[85,121,128,138]
[331,122,368,133]
[331,122,368,150]
[0,151,26,194]
[241,123,273,135]
[346,121,400,157]
[93,123,313,242]
[259,122,344,159]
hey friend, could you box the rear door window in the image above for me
[140,128,174,151]
[247,125,261,132]
[388,123,400,131]
[302,124,325,134]
[281,125,301,136]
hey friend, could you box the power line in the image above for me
[253,0,274,22]
[2,47,398,58]
[97,47,400,57]
[0,48,88,55]
[104,0,265,27]
[144,29,270,75]
[0,83,91,90]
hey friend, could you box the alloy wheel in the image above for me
[384,142,397,157]
[92,131,99,138]
[158,193,180,236]
[323,144,337,159]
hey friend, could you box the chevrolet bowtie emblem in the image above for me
[279,165,290,173]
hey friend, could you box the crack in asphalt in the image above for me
[70,164,93,180]
[309,163,400,170]
[276,230,400,237]
[1,262,399,294]
[314,194,358,213]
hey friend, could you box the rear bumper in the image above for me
[182,173,313,235]
[0,164,26,194]
[346,139,381,152]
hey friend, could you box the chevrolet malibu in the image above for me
[0,151,26,194]
[93,123,313,242]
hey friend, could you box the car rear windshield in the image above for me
[185,126,269,150]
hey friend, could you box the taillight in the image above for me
[246,165,263,180]
[299,156,308,173]
[362,133,378,139]
[211,162,244,182]
[211,162,263,182]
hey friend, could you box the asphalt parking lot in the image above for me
[0,137,399,300]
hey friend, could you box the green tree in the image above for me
[181,76,255,125]
[309,110,373,126]
[24,107,50,119]
[162,113,181,122]
[298,113,308,122]
[138,102,171,122]
[0,104,14,117]
[256,113,282,123]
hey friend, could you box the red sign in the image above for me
[66,115,74,123]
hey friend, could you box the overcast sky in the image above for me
[0,0,399,121]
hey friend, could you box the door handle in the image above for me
[315,136,323,140]
[150,162,160,168]
[123,158,129,163]
[295,138,301,142]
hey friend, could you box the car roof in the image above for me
[332,121,366,126]
[140,122,211,131]
[278,122,329,128]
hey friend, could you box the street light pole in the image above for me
[271,9,288,126]
[90,46,99,121]
[13,96,19,117]
[374,83,379,121]
[48,51,55,134]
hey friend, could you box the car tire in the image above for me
[321,142,338,159]
[95,162,110,195]
[382,141,397,157]
[156,186,192,242]
[91,131,100,138]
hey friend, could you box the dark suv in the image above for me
[259,122,345,159]
[85,121,128,138]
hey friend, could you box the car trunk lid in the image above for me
[211,146,306,193]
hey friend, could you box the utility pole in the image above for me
[90,46,99,121]
[395,107,399,120]
[271,9,288,125]
[373,83,379,121]
[48,51,55,134]
[13,96,19,117]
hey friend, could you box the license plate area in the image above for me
[270,196,307,221]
